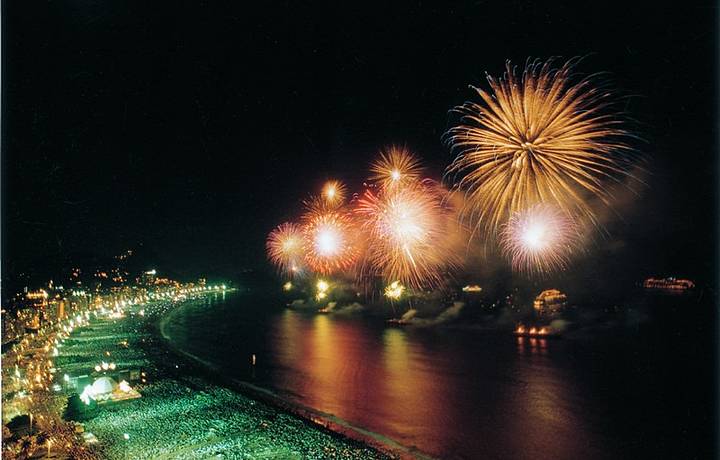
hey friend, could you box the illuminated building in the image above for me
[26,289,49,303]
[142,269,157,285]
[57,300,66,320]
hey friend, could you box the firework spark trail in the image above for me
[269,150,462,287]
[446,58,637,238]
[321,180,347,208]
[370,145,424,190]
[266,222,305,276]
[302,180,349,217]
[301,208,359,275]
[355,178,456,289]
[500,204,580,275]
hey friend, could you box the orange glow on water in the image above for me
[272,311,452,449]
[264,308,595,458]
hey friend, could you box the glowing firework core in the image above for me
[521,222,548,250]
[301,210,358,274]
[501,204,579,275]
[384,281,405,300]
[391,206,422,240]
[266,223,305,276]
[282,238,299,251]
[316,228,340,256]
[316,280,329,292]
[320,180,346,207]
[371,146,423,190]
[315,279,330,301]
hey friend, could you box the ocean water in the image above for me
[161,289,716,459]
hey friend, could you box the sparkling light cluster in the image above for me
[356,178,456,289]
[500,204,580,275]
[266,223,304,276]
[267,59,637,279]
[267,148,459,290]
[301,210,359,275]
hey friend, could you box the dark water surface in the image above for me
[161,290,715,459]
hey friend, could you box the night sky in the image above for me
[3,1,717,292]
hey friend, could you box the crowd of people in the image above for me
[4,286,388,459]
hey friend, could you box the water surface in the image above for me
[162,290,715,459]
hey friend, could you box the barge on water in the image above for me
[513,325,560,338]
[643,277,695,292]
[386,318,411,327]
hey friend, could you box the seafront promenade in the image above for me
[2,285,388,459]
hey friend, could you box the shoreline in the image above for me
[5,289,391,459]
[156,296,434,460]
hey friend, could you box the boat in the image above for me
[386,318,411,326]
[643,277,695,292]
[317,301,336,314]
[513,324,560,338]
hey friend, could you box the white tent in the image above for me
[91,376,117,399]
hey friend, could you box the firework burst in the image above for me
[384,281,405,300]
[356,180,455,289]
[446,58,636,237]
[302,180,348,216]
[301,210,359,275]
[321,180,347,207]
[370,145,424,190]
[266,223,305,276]
[500,204,579,275]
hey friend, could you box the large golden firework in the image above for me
[266,223,305,276]
[301,209,359,275]
[355,179,455,289]
[446,58,635,236]
[370,145,424,190]
[500,204,579,275]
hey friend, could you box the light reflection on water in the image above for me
[163,292,713,459]
[266,309,593,459]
